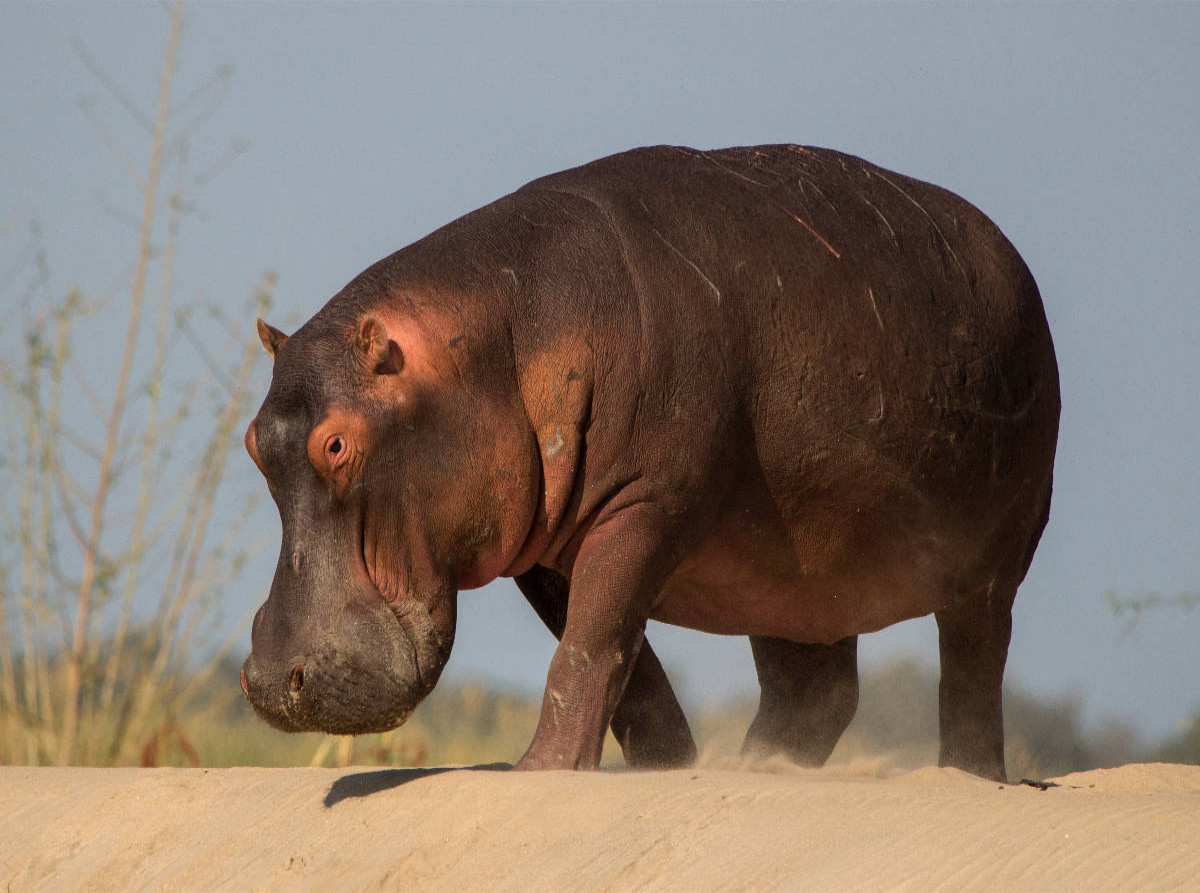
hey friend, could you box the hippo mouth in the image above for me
[261,648,417,735]
[360,500,456,701]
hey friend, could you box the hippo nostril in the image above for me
[289,664,305,696]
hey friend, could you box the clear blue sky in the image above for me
[3,2,1198,743]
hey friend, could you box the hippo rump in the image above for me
[240,144,1059,781]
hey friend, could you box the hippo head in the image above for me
[240,308,539,735]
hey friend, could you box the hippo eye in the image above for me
[307,408,369,487]
[323,434,347,464]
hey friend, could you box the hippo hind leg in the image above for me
[742,635,859,766]
[934,581,1016,782]
[514,565,697,769]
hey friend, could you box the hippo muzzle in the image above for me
[240,504,456,736]
[241,591,424,735]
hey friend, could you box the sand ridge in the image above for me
[1,762,1198,892]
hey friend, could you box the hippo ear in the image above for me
[256,318,289,358]
[355,316,404,375]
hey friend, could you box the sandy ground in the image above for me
[2,761,1198,892]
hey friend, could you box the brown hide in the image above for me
[244,145,1058,781]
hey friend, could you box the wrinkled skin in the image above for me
[242,145,1059,782]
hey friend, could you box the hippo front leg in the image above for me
[515,508,678,770]
[515,564,696,769]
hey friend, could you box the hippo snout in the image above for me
[241,586,433,735]
[240,648,417,735]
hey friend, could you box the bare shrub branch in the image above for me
[0,0,271,767]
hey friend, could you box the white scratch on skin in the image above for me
[564,642,591,671]
[773,186,840,259]
[785,210,841,260]
[794,177,811,206]
[501,267,519,288]
[700,151,770,187]
[548,688,564,729]
[974,388,1040,422]
[786,144,822,161]
[640,201,722,303]
[798,177,838,215]
[874,171,967,280]
[545,425,565,458]
[775,271,784,290]
[905,382,1041,422]
[866,286,885,332]
[870,381,884,423]
[863,198,897,245]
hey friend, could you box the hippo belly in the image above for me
[650,482,969,643]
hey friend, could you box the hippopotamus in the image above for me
[240,144,1059,782]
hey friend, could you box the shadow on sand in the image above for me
[324,763,512,807]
